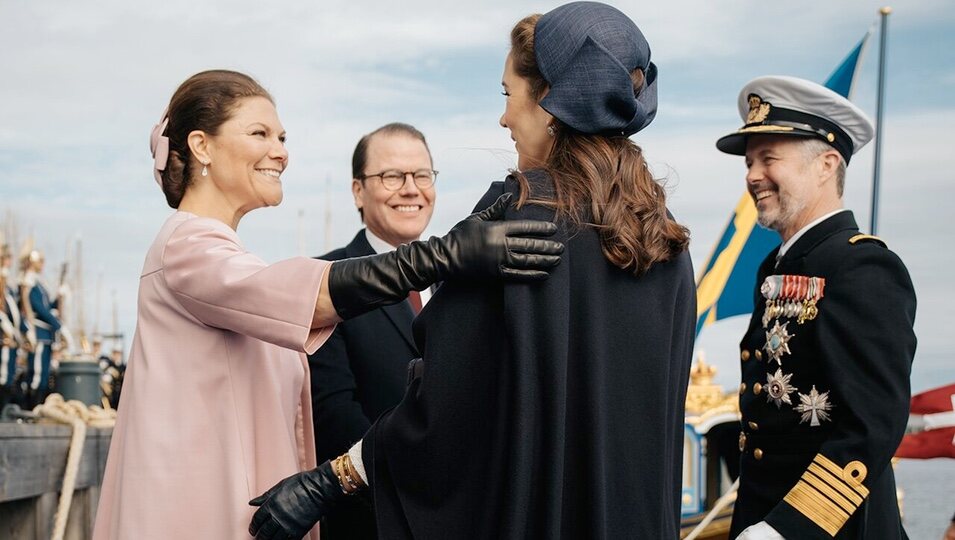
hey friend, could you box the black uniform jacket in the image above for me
[730,211,917,539]
[309,230,420,540]
[361,173,697,539]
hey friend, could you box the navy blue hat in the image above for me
[535,1,657,137]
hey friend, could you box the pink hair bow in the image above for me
[150,108,170,186]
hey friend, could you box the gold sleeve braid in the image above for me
[782,454,869,536]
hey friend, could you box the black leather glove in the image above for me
[248,460,343,540]
[329,192,563,319]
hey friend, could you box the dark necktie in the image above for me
[408,290,422,315]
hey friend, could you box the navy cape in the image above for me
[363,173,696,539]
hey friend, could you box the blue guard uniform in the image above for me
[22,270,62,395]
[716,76,917,539]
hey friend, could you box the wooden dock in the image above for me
[0,423,111,540]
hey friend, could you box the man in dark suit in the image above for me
[309,122,437,540]
[716,76,917,539]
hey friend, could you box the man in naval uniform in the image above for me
[716,76,917,539]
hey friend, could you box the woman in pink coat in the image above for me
[92,69,562,539]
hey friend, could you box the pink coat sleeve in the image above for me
[162,218,334,354]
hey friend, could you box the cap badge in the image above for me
[746,94,771,124]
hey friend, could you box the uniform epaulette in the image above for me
[848,234,886,248]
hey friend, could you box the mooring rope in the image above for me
[684,477,739,540]
[33,393,116,540]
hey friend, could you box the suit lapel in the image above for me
[343,230,375,259]
[382,302,416,349]
[347,229,417,350]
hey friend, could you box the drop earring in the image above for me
[201,163,209,177]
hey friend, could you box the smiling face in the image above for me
[205,96,288,214]
[744,135,840,241]
[499,53,555,171]
[352,132,435,247]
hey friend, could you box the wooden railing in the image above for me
[0,423,111,540]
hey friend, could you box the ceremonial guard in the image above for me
[716,76,917,539]
[19,243,71,407]
[1,240,23,408]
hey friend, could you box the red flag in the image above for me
[896,383,955,459]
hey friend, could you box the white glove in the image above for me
[26,327,37,348]
[59,326,76,352]
[58,282,72,300]
[736,521,786,540]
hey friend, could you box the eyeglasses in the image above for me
[360,169,438,191]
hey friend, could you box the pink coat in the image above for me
[93,212,335,539]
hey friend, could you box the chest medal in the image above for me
[755,274,836,425]
[765,368,798,408]
[795,385,833,426]
[760,274,826,328]
[764,320,794,365]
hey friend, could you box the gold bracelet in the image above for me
[332,455,349,494]
[341,454,366,492]
[332,453,362,494]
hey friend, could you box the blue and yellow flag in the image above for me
[824,30,872,99]
[695,32,872,336]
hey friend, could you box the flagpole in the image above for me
[871,6,891,235]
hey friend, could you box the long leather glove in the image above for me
[248,460,341,540]
[328,192,563,319]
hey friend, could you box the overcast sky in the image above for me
[1,0,952,392]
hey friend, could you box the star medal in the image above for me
[764,320,794,365]
[794,385,833,427]
[765,368,798,408]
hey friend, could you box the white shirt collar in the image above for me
[777,208,849,257]
[364,228,395,256]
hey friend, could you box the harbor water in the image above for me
[896,458,955,539]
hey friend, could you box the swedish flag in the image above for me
[696,32,872,335]
[824,30,872,99]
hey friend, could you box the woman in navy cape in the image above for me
[251,3,697,538]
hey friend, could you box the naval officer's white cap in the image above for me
[716,75,875,164]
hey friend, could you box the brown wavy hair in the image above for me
[509,14,689,275]
[160,70,272,208]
